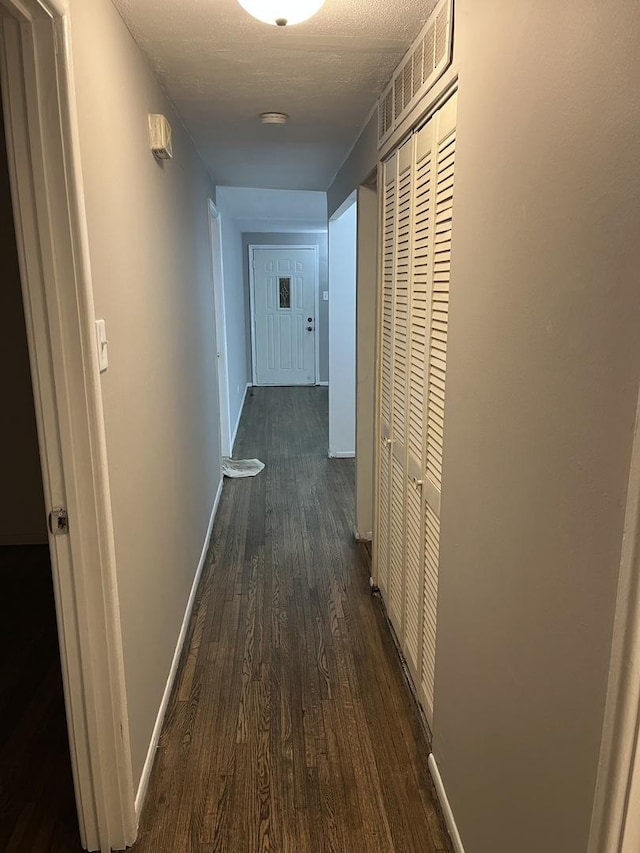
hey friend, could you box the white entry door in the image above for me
[252,247,317,385]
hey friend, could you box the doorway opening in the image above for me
[0,104,79,851]
[0,3,136,848]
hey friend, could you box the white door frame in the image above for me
[248,244,320,386]
[208,200,232,457]
[588,382,640,853]
[0,2,135,850]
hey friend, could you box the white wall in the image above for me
[328,200,357,457]
[355,185,377,539]
[217,188,251,448]
[218,186,326,233]
[70,0,222,790]
[432,2,640,852]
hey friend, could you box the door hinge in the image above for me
[49,507,69,536]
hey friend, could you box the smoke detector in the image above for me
[260,112,289,125]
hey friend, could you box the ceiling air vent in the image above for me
[377,0,453,148]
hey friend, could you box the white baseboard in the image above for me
[317,380,329,386]
[135,477,224,820]
[328,450,356,458]
[428,754,465,853]
[231,382,251,453]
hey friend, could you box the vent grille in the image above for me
[377,0,453,147]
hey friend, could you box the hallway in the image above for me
[134,386,450,852]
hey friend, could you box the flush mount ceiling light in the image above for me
[237,0,325,26]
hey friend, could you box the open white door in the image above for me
[0,4,135,850]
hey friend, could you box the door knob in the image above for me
[307,317,313,322]
[307,326,313,331]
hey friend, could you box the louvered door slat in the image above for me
[401,121,435,678]
[421,504,440,718]
[389,454,405,626]
[404,481,422,666]
[420,91,457,726]
[378,443,391,593]
[375,153,398,597]
[392,150,411,449]
[387,139,412,634]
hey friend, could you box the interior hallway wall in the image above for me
[70,0,222,789]
[432,2,640,852]
[325,2,640,850]
[0,109,47,545]
[327,113,377,219]
[355,184,378,539]
[217,192,251,443]
[328,201,357,456]
[242,232,329,384]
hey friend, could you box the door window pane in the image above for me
[279,277,291,309]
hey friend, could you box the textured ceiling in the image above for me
[112,0,436,190]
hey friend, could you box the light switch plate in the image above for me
[95,319,108,372]
[323,291,329,301]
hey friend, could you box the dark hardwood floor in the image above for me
[135,386,450,853]
[0,545,81,852]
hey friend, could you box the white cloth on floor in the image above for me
[222,458,265,478]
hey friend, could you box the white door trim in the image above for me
[0,3,135,851]
[248,244,320,386]
[588,381,640,853]
[208,200,232,458]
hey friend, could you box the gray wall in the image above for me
[70,0,221,788]
[219,202,251,441]
[327,113,377,218]
[324,1,640,850]
[0,111,47,545]
[355,185,378,538]
[433,1,640,851]
[242,232,329,383]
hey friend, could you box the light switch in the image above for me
[95,319,109,372]
[323,291,329,301]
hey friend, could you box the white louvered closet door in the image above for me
[388,138,413,634]
[420,91,457,724]
[374,90,457,729]
[376,152,397,600]
[402,117,436,681]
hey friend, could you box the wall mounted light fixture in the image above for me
[237,0,325,27]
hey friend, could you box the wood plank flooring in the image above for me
[0,545,81,852]
[135,386,450,853]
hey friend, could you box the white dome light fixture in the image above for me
[237,0,325,27]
